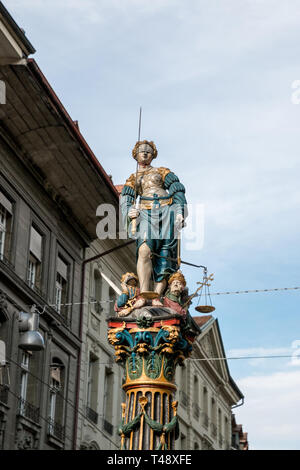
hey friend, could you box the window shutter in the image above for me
[0,192,13,214]
[51,367,61,384]
[57,256,68,280]
[0,340,5,366]
[30,227,42,261]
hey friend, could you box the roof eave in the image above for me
[27,59,119,203]
[0,1,35,56]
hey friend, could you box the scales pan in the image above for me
[195,305,215,313]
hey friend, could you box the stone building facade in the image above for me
[0,2,132,450]
[76,239,135,451]
[175,315,244,450]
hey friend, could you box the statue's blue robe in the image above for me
[120,171,187,283]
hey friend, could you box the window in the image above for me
[0,339,8,404]
[0,191,13,262]
[218,408,223,447]
[27,226,43,293]
[0,293,8,345]
[87,353,98,410]
[202,387,209,428]
[20,352,30,411]
[180,366,188,407]
[48,359,65,441]
[211,398,217,438]
[192,376,200,419]
[180,433,187,450]
[224,416,229,449]
[55,256,68,314]
[86,353,99,424]
[91,269,102,314]
[19,351,40,423]
[103,367,114,435]
[193,375,199,402]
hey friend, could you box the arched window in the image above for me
[48,358,65,441]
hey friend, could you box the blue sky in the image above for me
[5,0,300,449]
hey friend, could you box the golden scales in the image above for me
[195,269,215,313]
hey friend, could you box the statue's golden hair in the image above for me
[132,140,158,160]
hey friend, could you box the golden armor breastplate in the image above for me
[137,167,168,198]
[135,167,172,209]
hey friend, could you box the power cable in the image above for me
[5,285,300,314]
[2,352,122,448]
[1,350,297,449]
[209,286,300,296]
[4,386,58,432]
[190,355,296,362]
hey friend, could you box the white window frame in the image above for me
[55,274,63,313]
[0,205,7,259]
[28,255,37,288]
[20,353,30,415]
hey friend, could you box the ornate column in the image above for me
[107,308,199,450]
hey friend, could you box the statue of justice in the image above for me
[120,140,188,309]
[107,137,210,451]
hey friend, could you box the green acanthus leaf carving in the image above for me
[127,354,143,380]
[145,352,162,379]
[163,356,175,382]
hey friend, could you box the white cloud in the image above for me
[235,369,300,449]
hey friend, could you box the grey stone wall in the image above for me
[0,134,85,449]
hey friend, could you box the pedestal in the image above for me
[107,308,199,450]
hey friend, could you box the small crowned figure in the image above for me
[163,271,189,317]
[120,140,187,306]
[114,272,146,317]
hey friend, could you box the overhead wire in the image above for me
[5,285,300,314]
[1,350,298,449]
[189,355,296,362]
[209,286,300,296]
[2,352,121,449]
